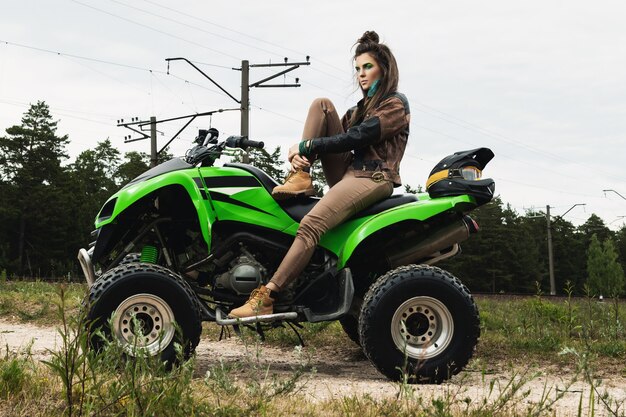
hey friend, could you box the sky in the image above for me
[1,0,626,230]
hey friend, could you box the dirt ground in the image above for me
[1,320,625,416]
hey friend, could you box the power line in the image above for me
[0,39,166,73]
[497,177,601,199]
[0,40,231,106]
[411,100,626,184]
[251,104,304,125]
[412,124,589,184]
[137,0,348,75]
[0,97,116,118]
[61,54,151,96]
[69,0,241,62]
[412,100,571,162]
[108,0,290,59]
[7,13,622,198]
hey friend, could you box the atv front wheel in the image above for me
[87,263,202,364]
[359,265,479,384]
[339,314,360,345]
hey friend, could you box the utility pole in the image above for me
[546,205,556,295]
[117,116,160,168]
[529,203,585,295]
[150,116,157,167]
[118,109,239,167]
[238,57,310,163]
[165,57,310,164]
[120,57,311,165]
[118,116,156,161]
[240,60,250,163]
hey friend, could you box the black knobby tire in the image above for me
[120,253,141,265]
[359,265,480,384]
[87,263,202,365]
[339,314,360,345]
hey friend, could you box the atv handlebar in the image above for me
[225,136,264,150]
[185,131,265,166]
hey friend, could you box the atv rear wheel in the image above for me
[359,265,479,384]
[87,263,202,364]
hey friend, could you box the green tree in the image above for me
[309,160,327,197]
[0,101,70,276]
[116,151,150,185]
[231,147,285,180]
[586,234,625,296]
[404,183,423,194]
[69,140,122,253]
[72,139,120,194]
[442,197,528,292]
[615,225,626,274]
[551,216,586,292]
[578,214,613,248]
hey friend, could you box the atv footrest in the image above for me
[215,308,298,326]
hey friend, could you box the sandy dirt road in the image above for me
[1,320,625,416]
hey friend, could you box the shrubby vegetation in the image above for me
[0,102,625,296]
[1,286,625,416]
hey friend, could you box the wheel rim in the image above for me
[112,293,175,356]
[390,296,454,360]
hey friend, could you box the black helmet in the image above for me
[426,148,495,205]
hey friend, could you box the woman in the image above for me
[230,30,410,318]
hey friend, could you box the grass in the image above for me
[475,293,626,372]
[0,281,85,326]
[2,280,626,364]
[0,281,625,415]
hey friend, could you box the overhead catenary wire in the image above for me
[69,0,242,62]
[98,0,615,189]
[411,100,626,184]
[0,40,231,111]
[2,18,622,218]
[108,0,292,60]
[136,0,349,75]
[412,124,593,185]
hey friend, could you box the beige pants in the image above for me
[269,98,393,290]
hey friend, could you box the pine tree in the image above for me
[587,234,625,296]
[615,225,626,276]
[551,216,586,292]
[116,151,150,185]
[579,214,614,249]
[231,146,286,181]
[0,101,70,275]
[404,183,423,194]
[309,160,327,197]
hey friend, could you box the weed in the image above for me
[0,351,29,397]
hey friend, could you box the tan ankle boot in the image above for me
[272,170,315,200]
[228,285,276,318]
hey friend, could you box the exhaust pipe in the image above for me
[386,216,477,267]
[77,247,96,287]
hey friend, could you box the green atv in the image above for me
[78,128,495,383]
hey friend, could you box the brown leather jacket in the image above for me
[304,92,410,186]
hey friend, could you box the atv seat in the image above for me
[223,162,418,222]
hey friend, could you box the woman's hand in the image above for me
[291,154,310,171]
[287,143,300,162]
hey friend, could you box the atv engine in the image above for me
[214,252,267,295]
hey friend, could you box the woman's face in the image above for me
[355,53,382,93]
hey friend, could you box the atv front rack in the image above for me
[215,308,298,326]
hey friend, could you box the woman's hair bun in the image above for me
[358,31,379,45]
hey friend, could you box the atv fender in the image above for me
[336,194,476,268]
[95,169,214,246]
